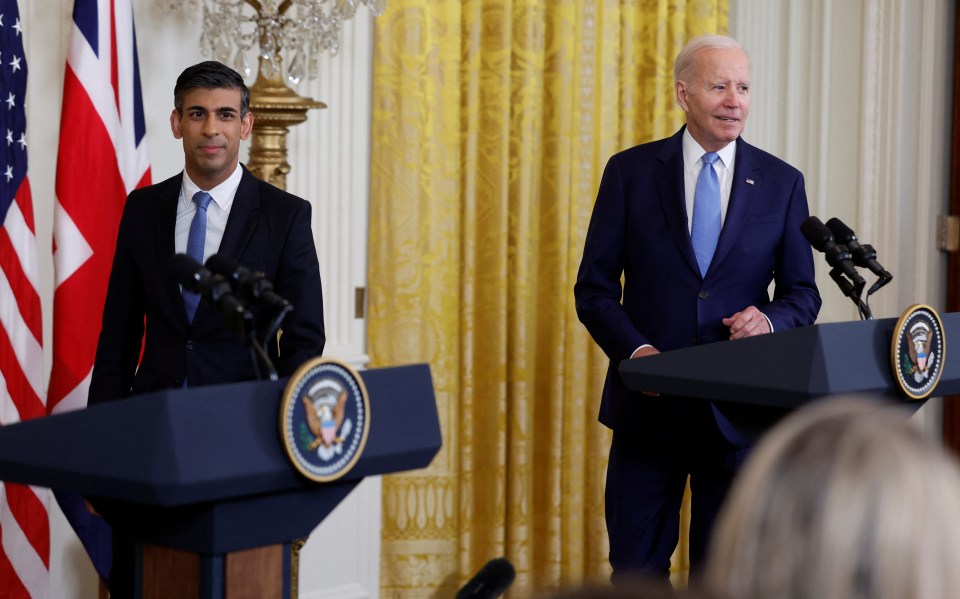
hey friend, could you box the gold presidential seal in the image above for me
[280,357,370,482]
[891,304,946,400]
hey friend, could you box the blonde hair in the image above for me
[674,35,747,83]
[705,397,960,599]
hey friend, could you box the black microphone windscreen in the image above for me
[456,558,516,599]
[166,254,205,292]
[800,216,833,251]
[825,217,856,243]
[205,253,244,278]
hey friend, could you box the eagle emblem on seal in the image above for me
[303,389,347,450]
[299,379,354,460]
[907,321,934,381]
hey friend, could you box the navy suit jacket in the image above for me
[575,127,821,444]
[89,166,326,404]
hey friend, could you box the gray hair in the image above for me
[674,35,747,83]
[705,396,960,599]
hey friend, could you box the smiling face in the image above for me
[170,87,254,190]
[676,47,751,152]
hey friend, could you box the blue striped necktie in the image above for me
[691,152,721,276]
[183,191,212,322]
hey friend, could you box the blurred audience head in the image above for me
[543,576,718,599]
[704,396,960,599]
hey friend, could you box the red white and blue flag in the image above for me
[0,2,50,597]
[50,0,150,581]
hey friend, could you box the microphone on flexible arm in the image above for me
[204,253,293,356]
[166,254,252,330]
[456,557,516,599]
[205,253,292,313]
[167,254,276,380]
[800,216,872,320]
[824,217,892,295]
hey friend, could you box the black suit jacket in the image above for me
[89,166,325,404]
[575,127,821,444]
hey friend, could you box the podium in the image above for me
[0,363,441,599]
[619,313,960,407]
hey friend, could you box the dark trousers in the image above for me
[108,532,136,599]
[605,403,749,583]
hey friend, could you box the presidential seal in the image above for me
[280,357,370,482]
[891,304,946,400]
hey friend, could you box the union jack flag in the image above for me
[50,0,150,581]
[0,2,49,597]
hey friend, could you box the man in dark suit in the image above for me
[574,35,820,581]
[87,61,325,597]
[89,61,325,404]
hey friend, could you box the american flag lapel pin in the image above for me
[746,178,755,185]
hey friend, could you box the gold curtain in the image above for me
[369,2,727,596]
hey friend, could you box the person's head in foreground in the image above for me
[704,396,960,599]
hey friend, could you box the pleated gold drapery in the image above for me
[369,2,727,596]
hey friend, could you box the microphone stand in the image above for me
[829,267,873,320]
[248,334,278,381]
[223,302,278,381]
[246,303,293,382]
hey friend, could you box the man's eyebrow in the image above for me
[185,105,240,113]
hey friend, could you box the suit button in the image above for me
[690,335,698,344]
[186,341,194,350]
[698,290,709,300]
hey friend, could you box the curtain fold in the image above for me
[369,2,727,595]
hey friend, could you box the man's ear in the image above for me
[676,81,690,112]
[240,111,254,141]
[170,109,183,139]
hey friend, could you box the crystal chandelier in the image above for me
[192,0,386,85]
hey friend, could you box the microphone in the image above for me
[825,217,892,294]
[800,216,865,291]
[205,253,291,313]
[166,254,251,324]
[455,558,515,599]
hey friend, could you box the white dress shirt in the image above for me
[174,163,244,262]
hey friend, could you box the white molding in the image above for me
[300,582,372,599]
[286,13,372,368]
[299,477,382,598]
[286,13,378,597]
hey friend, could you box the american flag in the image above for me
[0,1,49,597]
[50,0,150,581]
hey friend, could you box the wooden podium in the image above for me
[0,364,441,599]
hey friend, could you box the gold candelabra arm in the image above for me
[246,69,325,190]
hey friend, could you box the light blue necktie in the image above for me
[691,152,721,277]
[183,191,212,322]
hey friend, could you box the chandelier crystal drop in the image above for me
[175,0,386,85]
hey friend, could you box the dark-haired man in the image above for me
[90,60,325,402]
[88,61,325,596]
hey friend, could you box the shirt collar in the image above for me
[180,163,244,211]
[682,128,737,172]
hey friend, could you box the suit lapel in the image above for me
[156,174,188,325]
[218,166,261,258]
[655,128,701,277]
[711,138,760,272]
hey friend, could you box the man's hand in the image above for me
[631,346,660,359]
[722,306,771,339]
[629,345,661,395]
